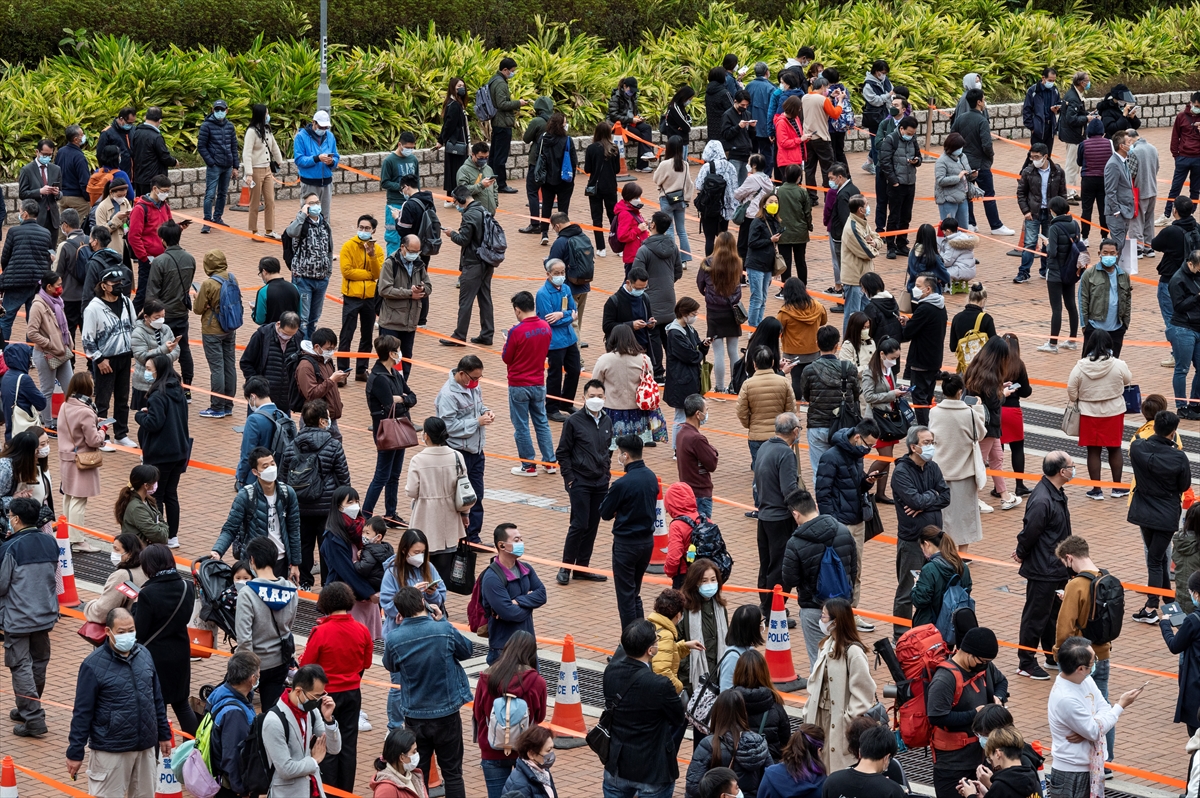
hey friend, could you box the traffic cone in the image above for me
[611,121,635,183]
[550,634,588,749]
[55,516,80,607]
[765,585,805,692]
[0,756,16,798]
[426,753,445,798]
[50,381,64,419]
[154,724,180,797]
[1031,741,1047,797]
[647,481,667,574]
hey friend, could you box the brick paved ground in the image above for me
[0,123,1191,797]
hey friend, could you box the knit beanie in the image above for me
[959,627,999,660]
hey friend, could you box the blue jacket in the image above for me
[383,615,472,721]
[599,459,659,541]
[0,526,59,634]
[1,344,46,441]
[205,682,256,792]
[380,555,446,636]
[814,427,871,525]
[67,643,170,760]
[197,114,240,170]
[535,280,578,350]
[55,143,92,199]
[1023,81,1061,142]
[745,76,775,137]
[478,558,547,654]
[293,124,340,185]
[320,532,377,601]
[768,88,806,127]
[758,765,825,798]
[235,403,287,488]
[502,758,558,798]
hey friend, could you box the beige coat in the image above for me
[57,396,106,498]
[93,195,132,254]
[802,639,877,772]
[1067,356,1132,418]
[837,337,876,374]
[736,370,796,441]
[26,294,69,360]
[377,255,432,333]
[860,368,902,419]
[83,564,147,624]
[591,352,648,412]
[927,398,987,482]
[405,445,466,553]
[647,611,690,694]
[242,126,285,170]
[839,217,882,289]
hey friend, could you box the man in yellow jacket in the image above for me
[338,214,384,380]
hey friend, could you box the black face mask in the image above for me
[456,86,466,97]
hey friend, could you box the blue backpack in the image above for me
[935,573,976,648]
[211,274,244,332]
[815,545,852,602]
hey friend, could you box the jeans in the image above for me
[1159,277,1176,341]
[807,426,831,482]
[30,348,72,427]
[0,286,36,341]
[459,448,485,542]
[384,202,404,256]
[966,166,1003,230]
[338,295,377,373]
[364,447,405,518]
[1141,526,1174,609]
[481,760,514,798]
[202,331,237,411]
[695,496,713,519]
[406,713,466,798]
[203,166,231,223]
[1018,578,1063,669]
[292,275,330,341]
[602,772,675,798]
[755,135,775,176]
[1048,281,1079,345]
[747,269,773,327]
[660,198,694,261]
[563,483,608,569]
[1172,326,1200,409]
[257,662,289,712]
[509,386,556,468]
[938,200,970,228]
[748,438,765,469]
[1019,210,1050,277]
[93,352,131,439]
[842,285,866,331]
[1165,156,1200,217]
[1091,657,1115,760]
[612,539,653,630]
[488,126,513,189]
[546,345,581,414]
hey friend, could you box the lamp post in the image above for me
[317,0,330,113]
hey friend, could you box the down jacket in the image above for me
[240,322,302,409]
[799,355,859,428]
[0,344,46,438]
[736,370,796,441]
[67,643,170,761]
[938,231,978,281]
[0,525,59,634]
[815,427,872,525]
[133,382,190,466]
[631,233,683,323]
[0,220,52,290]
[686,730,771,798]
[781,514,859,610]
[647,611,690,694]
[1128,434,1192,531]
[280,425,351,515]
[212,481,302,565]
[735,685,793,762]
[197,114,240,170]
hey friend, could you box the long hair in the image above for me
[920,524,964,575]
[781,723,826,782]
[392,527,434,587]
[113,533,144,570]
[869,337,901,383]
[963,334,1009,401]
[0,429,40,487]
[147,353,180,395]
[756,191,779,220]
[606,324,643,357]
[708,689,749,766]
[913,223,939,263]
[664,135,685,172]
[844,312,870,356]
[732,649,782,705]
[546,112,567,137]
[680,558,725,612]
[444,76,465,108]
[781,277,813,311]
[485,630,538,698]
[669,85,695,112]
[1001,333,1024,384]
[708,232,742,296]
[324,486,362,548]
[824,597,864,660]
[114,464,160,525]
[744,318,781,378]
[593,121,617,158]
[249,104,269,143]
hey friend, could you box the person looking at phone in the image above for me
[889,425,950,640]
[814,418,879,618]
[1160,570,1200,736]
[17,139,62,243]
[1048,636,1142,798]
[293,327,348,439]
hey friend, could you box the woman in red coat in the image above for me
[370,727,428,798]
[775,95,807,170]
[614,182,650,267]
[472,631,548,798]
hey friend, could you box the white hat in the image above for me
[313,110,331,127]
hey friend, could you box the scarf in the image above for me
[687,601,728,692]
[39,289,70,345]
[343,513,366,543]
[375,763,422,795]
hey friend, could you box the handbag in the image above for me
[531,146,548,185]
[864,493,884,541]
[560,145,574,183]
[685,650,734,734]
[74,443,104,470]
[663,190,685,205]
[965,406,988,492]
[77,621,107,646]
[445,537,478,595]
[587,668,646,764]
[1061,403,1081,436]
[445,141,468,156]
[585,184,597,197]
[873,405,908,442]
[1124,384,1142,414]
[635,356,661,411]
[772,252,787,277]
[453,451,477,511]
[375,405,419,450]
[827,368,863,435]
[11,374,37,437]
[700,360,714,396]
[732,302,748,326]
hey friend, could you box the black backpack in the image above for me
[286,353,321,414]
[565,234,595,286]
[1059,229,1087,285]
[265,411,297,469]
[238,705,288,797]
[1081,569,1125,645]
[287,438,329,505]
[409,197,443,258]
[674,515,733,581]
[694,168,728,221]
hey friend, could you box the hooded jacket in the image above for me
[206,681,257,793]
[1128,434,1191,530]
[686,729,771,798]
[864,292,902,349]
[890,453,950,542]
[815,427,871,524]
[1173,106,1200,159]
[293,123,340,184]
[737,369,796,440]
[133,380,190,465]
[798,355,859,428]
[129,123,177,187]
[127,195,173,263]
[878,128,922,185]
[1097,85,1141,139]
[614,199,649,265]
[778,300,826,355]
[1045,213,1082,285]
[0,345,45,436]
[131,319,179,392]
[97,119,134,175]
[911,553,973,628]
[664,482,700,579]
[735,686,793,762]
[648,611,690,693]
[840,217,881,288]
[234,576,299,670]
[145,244,195,319]
[900,293,947,372]
[448,199,487,270]
[664,320,708,408]
[982,764,1043,798]
[705,80,734,132]
[1154,215,1200,282]
[472,667,547,759]
[1066,355,1132,417]
[939,231,978,280]
[607,86,640,127]
[632,233,683,322]
[720,105,754,162]
[0,524,59,634]
[81,292,136,362]
[339,235,384,299]
[198,113,240,170]
[776,181,812,245]
[280,425,351,514]
[1015,476,1072,583]
[781,514,858,609]
[955,74,986,121]
[82,247,131,300]
[486,71,522,130]
[522,96,555,167]
[694,141,740,220]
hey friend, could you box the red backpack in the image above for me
[893,624,949,748]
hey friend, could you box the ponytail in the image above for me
[921,525,964,575]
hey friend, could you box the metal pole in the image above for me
[317,0,330,113]
[923,104,935,162]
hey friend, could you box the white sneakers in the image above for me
[978,499,994,514]
[359,710,372,731]
[115,437,137,448]
[167,537,180,549]
[1164,355,1177,368]
[1037,342,1058,354]
[990,226,1016,236]
[1156,214,1172,227]
[1000,494,1023,511]
[597,249,608,258]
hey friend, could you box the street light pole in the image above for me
[317,0,330,113]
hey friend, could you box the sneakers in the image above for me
[855,616,875,632]
[1044,656,1059,670]
[1132,606,1160,624]
[597,249,607,258]
[1156,213,1172,227]
[511,465,538,477]
[1037,342,1059,353]
[1016,665,1050,680]
[99,440,117,452]
[199,407,226,419]
[826,286,844,295]
[358,709,372,731]
[1110,488,1129,499]
[977,499,994,514]
[991,225,1016,236]
[1000,494,1023,511]
[1163,355,1176,368]
[1013,274,1030,284]
[1061,340,1077,351]
[968,224,977,232]
[862,160,876,175]
[542,464,559,475]
[774,291,785,299]
[116,436,137,448]
[167,537,180,549]
[541,235,549,246]
[1080,238,1090,247]
[1086,488,1105,500]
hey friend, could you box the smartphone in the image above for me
[1140,679,1151,690]
[910,569,921,581]
[179,219,193,228]
[99,417,116,427]
[899,385,911,393]
[1055,589,1065,599]
[1009,383,1022,391]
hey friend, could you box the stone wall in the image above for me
[1,90,1189,218]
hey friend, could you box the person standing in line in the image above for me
[738,346,797,468]
[443,185,494,347]
[55,125,92,229]
[144,220,195,399]
[212,446,303,581]
[293,110,340,219]
[434,355,492,543]
[18,140,63,243]
[251,256,301,326]
[1,198,53,340]
[485,57,528,194]
[752,412,802,617]
[130,299,179,418]
[282,398,351,588]
[819,723,906,798]
[133,543,197,734]
[57,372,106,551]
[380,132,420,256]
[599,435,659,630]
[1104,130,1137,259]
[927,374,985,552]
[839,195,883,324]
[234,536,299,712]
[242,104,284,239]
[900,273,947,426]
[925,627,998,798]
[478,523,547,664]
[824,165,858,297]
[53,207,90,344]
[376,235,430,379]
[675,394,719,521]
[26,271,74,430]
[204,650,260,798]
[951,89,1014,237]
[587,122,625,257]
[439,78,470,206]
[197,99,240,233]
[799,325,859,475]
[337,214,384,381]
[127,174,177,316]
[696,234,742,393]
[888,426,949,632]
[1067,327,1132,495]
[285,193,335,341]
[261,664,342,798]
[130,107,177,199]
[503,291,557,477]
[537,259,581,422]
[1022,68,1061,161]
[363,335,417,524]
[473,632,548,798]
[554,379,613,586]
[457,143,499,213]
[877,116,921,260]
[193,250,239,418]
[82,267,137,448]
[1014,142,1067,283]
[1160,91,1200,226]
[815,419,879,623]
[66,607,173,795]
[1127,129,1159,258]
[133,355,189,547]
[1170,249,1200,416]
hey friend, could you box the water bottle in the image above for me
[686,544,697,564]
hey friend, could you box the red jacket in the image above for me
[774,113,806,168]
[614,199,649,265]
[664,481,700,580]
[370,769,427,798]
[472,668,548,760]
[1171,109,1200,159]
[297,612,374,693]
[502,315,552,388]
[127,196,173,262]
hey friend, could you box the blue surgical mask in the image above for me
[1089,659,1097,676]
[120,122,134,131]
[920,444,936,461]
[1101,255,1117,268]
[828,179,838,190]
[901,134,913,141]
[629,287,645,297]
[698,583,719,599]
[357,231,372,241]
[550,275,566,287]
[37,155,51,166]
[952,148,964,158]
[1085,81,1092,91]
[510,541,525,557]
[1045,81,1056,89]
[113,632,137,652]
[401,148,415,157]
[214,111,227,120]
[403,252,420,262]
[308,204,322,217]
[143,369,154,383]
[454,203,465,213]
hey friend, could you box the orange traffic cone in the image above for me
[610,121,635,183]
[55,516,80,607]
[0,756,16,798]
[647,481,667,574]
[426,753,445,798]
[154,723,180,797]
[765,585,805,692]
[551,634,588,749]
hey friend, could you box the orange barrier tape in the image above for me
[13,763,94,798]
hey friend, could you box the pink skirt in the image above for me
[1079,413,1124,448]
[350,600,383,641]
[1000,407,1024,444]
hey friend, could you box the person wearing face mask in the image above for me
[84,533,146,625]
[444,184,496,346]
[839,195,883,324]
[337,215,384,379]
[909,525,973,630]
[380,527,446,634]
[1023,68,1062,166]
[1057,72,1092,199]
[354,516,396,597]
[743,186,782,325]
[130,298,178,414]
[129,106,177,199]
[197,99,241,233]
[439,78,471,205]
[860,60,894,175]
[675,558,729,694]
[56,371,106,548]
[381,132,420,251]
[133,354,189,546]
[135,546,200,740]
[234,377,294,490]
[554,380,614,584]
[281,398,351,588]
[501,291,557,478]
[1079,239,1132,356]
[320,487,382,636]
[1014,142,1067,283]
[55,124,92,226]
[293,109,341,219]
[935,133,974,229]
[372,726,430,798]
[1,199,53,341]
[97,107,137,176]
[957,725,1042,798]
[951,89,1014,237]
[143,221,195,397]
[261,663,342,798]
[675,393,719,519]
[536,259,581,422]
[16,140,63,244]
[294,328,348,436]
[836,311,874,373]
[815,419,879,611]
[285,192,335,341]
[954,73,988,122]
[1125,129,1160,258]
[240,310,303,409]
[900,274,947,426]
[455,141,498,214]
[889,426,951,639]
[26,271,74,430]
[377,233,431,378]
[251,256,301,327]
[434,355,492,542]
[477,523,546,664]
[82,268,137,447]
[66,606,173,792]
[203,650,263,798]
[1102,130,1137,262]
[115,464,168,544]
[632,211,684,377]
[212,447,303,585]
[721,90,755,186]
[923,625,999,798]
[363,335,417,524]
[241,103,284,239]
[233,537,300,714]
[127,173,179,315]
[665,297,711,440]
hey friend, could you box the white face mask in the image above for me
[883,358,897,369]
[110,551,122,566]
[38,445,50,458]
[258,465,278,483]
[150,317,166,329]
[685,314,698,326]
[403,751,420,773]
[585,397,605,413]
[911,286,923,301]
[344,503,361,519]
[818,619,831,635]
[156,192,170,202]
[407,553,425,568]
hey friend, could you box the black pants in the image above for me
[701,217,730,257]
[1047,280,1079,344]
[133,259,152,315]
[736,219,752,260]
[526,172,542,227]
[909,368,938,427]
[804,139,835,206]
[489,126,513,189]
[647,324,669,381]
[1018,578,1064,669]
[540,183,575,234]
[886,183,916,251]
[612,539,653,630]
[778,243,807,284]
[169,698,199,736]
[379,325,416,380]
[406,712,466,798]
[165,316,193,387]
[257,662,289,711]
[1082,323,1126,359]
[1080,175,1107,239]
[627,120,655,160]
[299,514,326,589]
[831,131,848,165]
[563,483,607,569]
[319,688,361,792]
[892,538,926,639]
[546,345,581,413]
[64,299,83,349]
[757,517,794,615]
[148,458,186,541]
[338,295,378,374]
[1141,526,1174,609]
[93,352,131,439]
[874,171,893,233]
[460,449,485,543]
[933,760,981,798]
[590,192,618,250]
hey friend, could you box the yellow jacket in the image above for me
[647,612,690,694]
[339,237,384,299]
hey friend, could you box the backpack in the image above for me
[694,169,728,221]
[893,624,950,749]
[815,545,852,602]
[282,229,296,270]
[934,572,976,648]
[474,78,498,122]
[673,515,733,582]
[286,353,322,414]
[86,168,117,205]
[488,693,531,754]
[195,696,251,772]
[727,357,748,394]
[477,211,508,267]
[1080,569,1125,645]
[265,410,297,468]
[286,437,329,504]
[409,197,442,258]
[211,274,244,333]
[954,311,988,372]
[829,90,856,133]
[1059,230,1088,285]
[466,571,491,636]
[56,232,90,285]
[564,234,595,285]
[238,705,289,797]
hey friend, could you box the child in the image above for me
[354,516,395,592]
[938,217,979,292]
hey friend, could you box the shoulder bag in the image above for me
[143,580,190,648]
[77,567,131,646]
[827,366,863,435]
[453,450,478,511]
[587,667,646,765]
[10,374,37,437]
[635,356,661,411]
[685,649,736,735]
[965,406,988,491]
[1061,402,1081,436]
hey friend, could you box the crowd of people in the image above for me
[1,38,1200,798]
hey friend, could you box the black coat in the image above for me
[0,219,52,291]
[555,408,614,489]
[280,426,351,515]
[366,359,416,432]
[664,323,709,408]
[815,427,871,524]
[746,216,780,272]
[501,757,558,798]
[240,322,301,408]
[1045,213,1082,284]
[97,120,135,176]
[798,356,859,428]
[1153,216,1200,281]
[950,109,995,169]
[601,655,685,784]
[134,382,190,466]
[900,299,947,372]
[1097,95,1141,139]
[67,643,170,760]
[720,106,753,162]
[662,103,692,141]
[1128,434,1192,531]
[1161,612,1200,724]
[133,571,195,705]
[584,143,622,196]
[830,180,859,240]
[599,460,658,541]
[601,288,651,350]
[865,293,902,348]
[438,100,468,148]
[781,514,858,609]
[1015,476,1072,583]
[1170,265,1200,332]
[891,454,950,542]
[686,730,771,798]
[734,685,794,762]
[539,134,577,186]
[130,123,177,187]
[1058,87,1089,145]
[948,305,996,355]
[197,115,240,170]
[705,81,734,133]
[983,765,1042,798]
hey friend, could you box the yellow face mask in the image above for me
[764,202,779,215]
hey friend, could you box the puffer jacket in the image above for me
[782,514,858,609]
[1045,213,1082,284]
[939,231,978,280]
[339,236,384,299]
[130,319,179,392]
[502,757,558,798]
[240,322,302,409]
[1175,526,1200,612]
[735,685,793,762]
[213,481,301,565]
[129,123,177,187]
[1016,161,1067,216]
[67,643,169,761]
[911,553,973,628]
[815,427,872,524]
[0,344,46,436]
[614,199,649,266]
[891,454,950,542]
[0,525,59,634]
[197,114,239,170]
[280,425,351,515]
[1066,355,1132,417]
[1079,121,1113,176]
[378,252,432,333]
[776,182,812,245]
[133,381,190,465]
[878,129,922,185]
[934,152,972,205]
[1127,434,1192,531]
[686,730,771,798]
[736,370,796,441]
[607,87,640,127]
[632,233,683,322]
[0,220,52,289]
[799,355,859,428]
[648,611,690,693]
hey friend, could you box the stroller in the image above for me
[192,556,238,647]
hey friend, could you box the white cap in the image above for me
[313,110,331,127]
